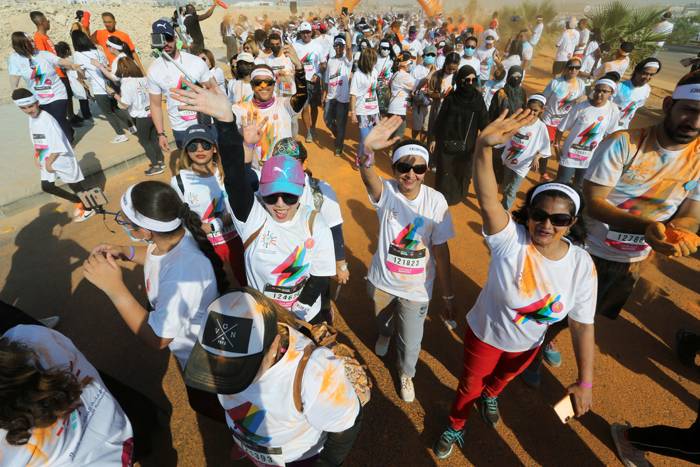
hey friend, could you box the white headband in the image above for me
[672,83,700,101]
[250,68,275,80]
[106,38,123,50]
[120,185,182,232]
[528,94,547,106]
[531,183,581,214]
[644,61,660,71]
[595,79,617,93]
[334,37,346,45]
[392,144,430,164]
[14,95,38,107]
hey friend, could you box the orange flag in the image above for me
[215,0,229,9]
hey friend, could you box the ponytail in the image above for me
[179,203,229,294]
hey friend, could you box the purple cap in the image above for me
[259,156,305,197]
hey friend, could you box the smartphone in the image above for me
[554,394,576,423]
[341,6,348,15]
[78,187,109,211]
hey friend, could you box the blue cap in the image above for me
[152,19,175,37]
[259,156,305,197]
[182,124,216,148]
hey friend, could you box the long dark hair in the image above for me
[71,30,96,52]
[0,337,93,446]
[11,32,34,58]
[130,181,229,293]
[107,36,133,60]
[512,183,588,245]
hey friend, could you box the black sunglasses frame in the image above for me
[528,207,574,227]
[394,162,428,175]
[262,193,300,205]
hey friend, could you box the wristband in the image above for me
[442,295,455,301]
[577,380,593,389]
[157,132,166,137]
[127,245,135,261]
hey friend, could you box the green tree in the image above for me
[668,15,700,45]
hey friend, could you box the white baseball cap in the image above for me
[298,21,312,32]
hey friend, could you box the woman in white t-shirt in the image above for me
[433,109,596,460]
[350,47,380,169]
[323,33,353,156]
[226,52,255,105]
[198,48,227,94]
[387,51,416,139]
[357,118,456,403]
[172,124,248,288]
[82,180,228,421]
[113,55,164,176]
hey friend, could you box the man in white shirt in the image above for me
[294,21,326,143]
[531,15,544,47]
[653,11,674,49]
[147,19,216,154]
[255,32,296,97]
[402,25,424,57]
[553,17,580,76]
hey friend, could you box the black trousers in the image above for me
[41,180,87,205]
[40,99,73,143]
[133,117,163,166]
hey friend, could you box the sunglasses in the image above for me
[114,211,138,230]
[395,162,428,174]
[567,65,581,70]
[424,53,436,57]
[252,79,275,88]
[528,207,574,227]
[186,140,213,152]
[262,193,300,205]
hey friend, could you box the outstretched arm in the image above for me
[358,116,404,203]
[198,2,217,21]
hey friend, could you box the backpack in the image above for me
[307,176,325,212]
[292,316,372,411]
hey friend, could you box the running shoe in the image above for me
[520,366,542,388]
[111,134,128,144]
[73,205,95,223]
[543,342,562,367]
[305,130,313,143]
[374,334,390,357]
[433,427,464,459]
[128,125,138,134]
[479,394,500,427]
[334,148,342,157]
[610,423,649,467]
[399,374,415,402]
[145,165,165,176]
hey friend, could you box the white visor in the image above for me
[120,185,182,232]
[531,183,581,214]
[250,68,275,80]
[392,144,430,164]
[672,83,700,101]
[14,95,38,107]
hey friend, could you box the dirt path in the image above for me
[0,52,697,467]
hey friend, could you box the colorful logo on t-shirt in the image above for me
[30,62,54,98]
[557,88,577,112]
[576,116,605,147]
[386,217,427,275]
[620,101,636,121]
[33,144,49,162]
[393,217,424,250]
[202,196,226,221]
[504,133,529,165]
[176,76,197,121]
[226,402,271,443]
[616,179,679,219]
[271,243,310,286]
[513,293,564,325]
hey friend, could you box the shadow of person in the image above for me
[79,151,107,192]
[0,203,86,318]
[346,199,380,255]
[652,254,700,297]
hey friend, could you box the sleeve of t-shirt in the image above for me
[567,252,597,324]
[124,35,136,52]
[369,179,392,210]
[147,277,208,339]
[584,132,628,186]
[430,196,455,246]
[349,73,364,97]
[47,117,70,154]
[484,217,521,258]
[557,105,577,132]
[7,54,23,76]
[231,198,267,243]
[318,181,343,227]
[147,67,164,95]
[309,215,337,277]
[39,50,60,67]
[538,124,552,157]
[301,347,360,433]
[542,80,555,99]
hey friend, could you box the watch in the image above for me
[339,263,349,272]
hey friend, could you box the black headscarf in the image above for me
[503,65,526,115]
[453,65,480,102]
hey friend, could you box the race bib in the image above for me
[567,144,593,162]
[364,96,378,112]
[605,230,649,252]
[32,133,49,164]
[232,430,284,467]
[263,279,306,308]
[385,244,426,275]
[180,109,198,122]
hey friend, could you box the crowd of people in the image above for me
[3,3,700,466]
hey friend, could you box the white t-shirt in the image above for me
[119,77,150,118]
[521,41,534,61]
[171,169,238,246]
[1,326,133,466]
[233,98,299,167]
[501,119,552,177]
[475,46,497,81]
[368,180,455,302]
[294,39,326,81]
[482,78,505,109]
[29,110,84,184]
[459,56,481,75]
[374,56,393,83]
[212,66,227,94]
[531,23,544,45]
[227,79,254,105]
[594,57,630,80]
[402,38,424,57]
[147,51,212,131]
[325,56,352,103]
[145,232,219,367]
[467,219,597,352]
[581,41,599,74]
[541,77,586,128]
[555,29,580,62]
[300,174,343,228]
[66,68,87,99]
[73,49,110,96]
[614,81,651,130]
[350,69,380,116]
[233,201,336,321]
[255,55,296,97]
[578,28,591,49]
[218,325,359,465]
[411,64,431,88]
[584,128,700,263]
[558,100,620,169]
[8,51,67,104]
[388,70,416,116]
[653,20,674,47]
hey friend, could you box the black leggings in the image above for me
[94,94,131,135]
[40,99,73,143]
[0,300,159,461]
[133,117,163,166]
[628,400,700,464]
[78,99,92,119]
[41,180,86,206]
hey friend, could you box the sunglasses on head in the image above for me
[252,79,275,88]
[528,207,574,227]
[186,140,213,152]
[395,161,428,174]
[262,193,300,205]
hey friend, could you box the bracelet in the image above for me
[127,245,135,261]
[244,142,257,149]
[577,380,593,389]
[157,132,166,137]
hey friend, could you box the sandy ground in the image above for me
[0,11,698,467]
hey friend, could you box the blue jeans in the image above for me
[173,129,186,149]
[501,168,525,210]
[356,114,378,167]
[556,165,586,189]
[324,99,349,151]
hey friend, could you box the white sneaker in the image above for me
[374,335,390,357]
[73,208,95,223]
[39,316,60,329]
[400,374,415,402]
[111,134,128,144]
[128,125,138,134]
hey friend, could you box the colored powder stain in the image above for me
[329,381,349,406]
[319,364,335,394]
[665,228,700,246]
[519,247,538,297]
[25,425,52,466]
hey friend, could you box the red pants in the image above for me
[448,326,540,430]
[213,236,247,287]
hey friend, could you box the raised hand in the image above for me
[478,108,536,148]
[170,78,233,122]
[240,109,269,146]
[284,44,302,70]
[363,115,403,153]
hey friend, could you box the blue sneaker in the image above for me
[479,394,500,427]
[543,342,562,367]
[520,366,542,388]
[433,427,465,459]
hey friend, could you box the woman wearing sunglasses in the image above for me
[433,109,596,460]
[357,116,456,403]
[172,82,337,324]
[232,49,306,168]
[538,57,586,181]
[82,180,228,420]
